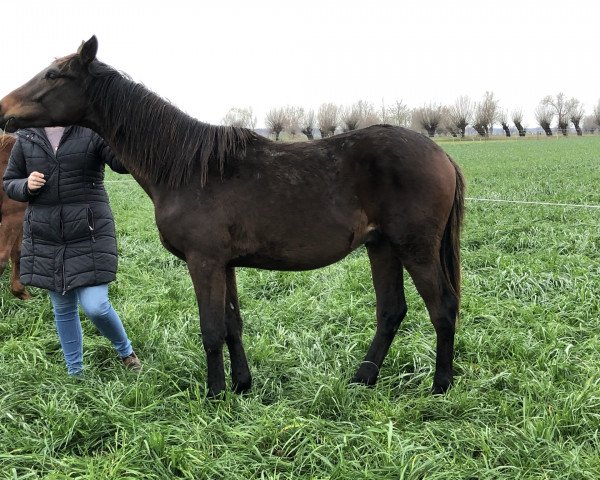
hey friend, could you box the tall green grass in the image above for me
[1,136,599,478]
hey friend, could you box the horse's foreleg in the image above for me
[188,259,228,398]
[352,240,407,386]
[0,224,10,277]
[225,267,252,393]
[10,230,29,300]
[403,257,458,394]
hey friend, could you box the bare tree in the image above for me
[300,109,316,140]
[473,92,499,137]
[360,101,381,128]
[383,100,411,127]
[340,100,379,132]
[413,103,444,137]
[441,107,460,137]
[222,107,257,129]
[447,95,473,138]
[582,115,596,134]
[317,103,339,138]
[542,93,571,135]
[568,98,584,136]
[265,107,289,141]
[511,109,526,137]
[498,110,511,137]
[535,103,554,136]
[594,100,600,131]
[285,106,304,138]
[341,104,361,132]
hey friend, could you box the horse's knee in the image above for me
[202,329,226,353]
[379,304,408,336]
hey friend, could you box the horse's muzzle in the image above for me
[0,114,17,133]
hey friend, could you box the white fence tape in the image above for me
[104,180,600,210]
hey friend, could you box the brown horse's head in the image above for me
[0,36,98,132]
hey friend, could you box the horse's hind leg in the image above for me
[225,267,251,393]
[402,256,458,394]
[352,239,407,386]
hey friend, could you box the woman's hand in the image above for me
[28,171,46,191]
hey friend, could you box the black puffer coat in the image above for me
[3,127,128,293]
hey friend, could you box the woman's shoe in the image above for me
[121,352,142,372]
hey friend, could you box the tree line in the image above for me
[221,93,600,140]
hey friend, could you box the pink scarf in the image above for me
[44,126,65,152]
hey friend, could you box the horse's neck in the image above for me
[84,115,157,201]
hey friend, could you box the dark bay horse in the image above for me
[0,134,29,300]
[0,36,464,397]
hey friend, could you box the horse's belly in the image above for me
[230,249,351,271]
[230,218,380,271]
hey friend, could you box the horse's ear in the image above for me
[77,35,98,67]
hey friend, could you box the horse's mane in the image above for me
[85,61,262,187]
[0,134,16,161]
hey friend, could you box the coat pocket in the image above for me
[29,205,62,244]
[61,204,94,242]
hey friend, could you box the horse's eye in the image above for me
[45,71,59,80]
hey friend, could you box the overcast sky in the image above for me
[2,0,598,129]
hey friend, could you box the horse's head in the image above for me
[0,36,98,132]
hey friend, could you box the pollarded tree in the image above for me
[341,104,361,132]
[582,115,596,134]
[341,100,379,132]
[360,101,381,128]
[222,107,257,129]
[317,103,339,138]
[446,96,473,138]
[441,107,460,137]
[265,107,289,141]
[512,109,526,137]
[535,103,554,136]
[568,99,584,136]
[498,110,511,137]
[542,93,571,135]
[473,92,499,137]
[300,109,316,140]
[413,103,444,137]
[285,106,304,138]
[594,100,600,130]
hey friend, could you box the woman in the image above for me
[3,126,141,376]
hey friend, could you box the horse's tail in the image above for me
[440,155,465,308]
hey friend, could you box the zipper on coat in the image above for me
[87,207,96,243]
[62,247,67,295]
[28,210,34,247]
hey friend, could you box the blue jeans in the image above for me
[48,284,133,375]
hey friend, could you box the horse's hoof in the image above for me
[431,381,452,395]
[14,290,31,301]
[232,377,252,394]
[206,389,226,400]
[17,291,31,300]
[350,362,379,386]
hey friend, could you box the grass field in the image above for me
[1,135,599,479]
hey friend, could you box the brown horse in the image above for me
[0,134,29,300]
[0,36,464,397]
